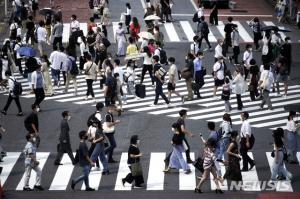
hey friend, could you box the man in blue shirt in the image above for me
[193,51,205,99]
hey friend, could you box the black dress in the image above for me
[223,141,242,181]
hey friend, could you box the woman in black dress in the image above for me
[223,131,242,184]
[249,59,260,101]
[122,135,145,188]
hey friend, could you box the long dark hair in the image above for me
[132,17,139,28]
[126,3,131,9]
[41,55,50,67]
[143,46,151,57]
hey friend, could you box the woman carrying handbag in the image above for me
[122,135,145,188]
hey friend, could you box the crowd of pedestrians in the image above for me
[0,0,298,193]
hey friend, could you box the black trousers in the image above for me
[183,137,191,161]
[154,84,169,105]
[26,31,35,45]
[3,94,22,113]
[194,71,205,97]
[249,81,259,101]
[53,36,63,50]
[62,71,67,85]
[54,142,75,164]
[34,88,45,107]
[209,12,218,25]
[198,34,211,49]
[253,32,261,50]
[86,79,94,97]
[15,58,22,74]
[141,64,154,85]
[223,34,232,56]
[240,141,254,170]
[232,46,240,64]
[236,94,243,110]
[124,165,144,186]
[105,95,116,107]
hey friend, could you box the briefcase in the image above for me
[135,84,146,98]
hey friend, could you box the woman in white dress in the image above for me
[41,55,54,96]
[115,23,127,57]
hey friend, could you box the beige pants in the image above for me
[185,79,193,100]
[24,164,42,188]
[65,74,77,94]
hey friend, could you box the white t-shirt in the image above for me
[70,20,80,32]
[213,61,224,80]
[240,119,251,137]
[14,42,22,59]
[243,50,253,67]
[126,66,135,82]
[37,27,47,42]
[168,64,179,83]
[143,53,153,65]
[286,119,298,132]
[154,48,161,59]
[259,70,274,91]
[214,44,223,58]
[113,66,124,83]
[190,42,199,55]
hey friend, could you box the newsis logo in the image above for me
[229,181,291,191]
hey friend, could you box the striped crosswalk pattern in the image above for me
[58,20,292,43]
[5,63,300,131]
[0,152,299,191]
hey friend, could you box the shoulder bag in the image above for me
[84,63,93,75]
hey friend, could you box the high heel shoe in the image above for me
[194,188,203,193]
[215,189,224,194]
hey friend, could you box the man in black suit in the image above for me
[54,111,75,165]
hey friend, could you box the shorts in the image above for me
[214,78,224,87]
[276,74,288,83]
[167,82,176,91]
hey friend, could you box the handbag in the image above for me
[102,122,115,133]
[84,63,93,75]
[131,159,143,177]
[193,157,204,173]
[181,67,192,80]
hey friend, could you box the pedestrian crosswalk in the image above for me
[4,64,300,131]
[0,151,299,191]
[59,20,290,44]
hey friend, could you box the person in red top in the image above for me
[129,17,140,42]
[88,17,97,33]
[147,39,155,55]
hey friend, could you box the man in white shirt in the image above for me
[49,46,67,88]
[70,15,80,33]
[214,39,224,62]
[37,21,47,56]
[212,57,225,98]
[240,111,255,172]
[259,64,274,110]
[243,44,253,80]
[190,36,199,56]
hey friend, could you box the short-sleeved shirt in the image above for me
[240,120,251,138]
[79,142,89,167]
[177,118,186,138]
[24,141,36,165]
[105,75,116,97]
[172,133,183,145]
[24,112,39,133]
[213,62,224,80]
[127,145,140,164]
[168,64,179,83]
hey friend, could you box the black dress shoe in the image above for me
[121,178,126,186]
[215,189,224,194]
[23,187,33,191]
[194,188,203,193]
[54,162,63,166]
[85,187,95,191]
[34,185,44,190]
[71,180,75,190]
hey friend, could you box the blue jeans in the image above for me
[169,145,190,171]
[271,150,290,180]
[287,131,298,162]
[73,165,91,188]
[217,137,231,160]
[51,68,60,86]
[91,142,108,172]
[104,133,116,161]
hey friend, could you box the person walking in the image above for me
[230,24,240,65]
[164,123,191,174]
[124,3,132,34]
[71,130,95,191]
[31,64,45,109]
[64,52,78,96]
[243,44,253,80]
[90,121,109,175]
[197,16,212,51]
[25,16,35,45]
[104,105,120,163]
[140,46,154,86]
[286,111,300,164]
[36,20,47,56]
[116,22,127,57]
[249,17,262,51]
[212,57,225,99]
[216,113,233,162]
[52,17,64,50]
[49,46,62,88]
[275,59,288,97]
[154,25,164,48]
[209,2,218,25]
[129,17,140,42]
[223,131,242,187]
[104,70,117,107]
[54,111,76,166]
[125,59,136,98]
[1,71,23,116]
[221,77,232,113]
[280,37,292,76]
[270,128,293,182]
[259,64,274,110]
[23,133,44,191]
[249,59,260,101]
[232,68,247,110]
[223,17,234,56]
[13,37,23,75]
[193,51,205,99]
[214,39,224,62]
[190,36,199,56]
[167,57,184,103]
[84,54,98,102]
[195,138,223,194]
[0,124,6,163]
[40,55,54,97]
[182,53,194,101]
[152,55,170,107]
[122,135,145,188]
[239,111,255,172]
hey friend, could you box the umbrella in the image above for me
[17,46,36,57]
[125,53,145,60]
[261,25,291,32]
[284,104,300,113]
[138,31,154,40]
[144,15,161,21]
[39,8,56,16]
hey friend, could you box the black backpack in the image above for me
[10,78,23,96]
[10,23,18,40]
[87,112,101,127]
[159,49,167,65]
[201,22,210,35]
[192,12,198,23]
[69,57,79,76]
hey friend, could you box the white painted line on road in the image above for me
[149,107,187,115]
[180,153,196,190]
[49,153,75,190]
[164,23,180,42]
[240,152,261,191]
[190,0,198,11]
[80,23,88,37]
[0,152,21,187]
[266,152,293,192]
[233,21,253,43]
[216,21,226,38]
[114,153,131,191]
[208,26,218,43]
[16,152,49,190]
[180,21,195,42]
[172,14,273,17]
[147,152,166,190]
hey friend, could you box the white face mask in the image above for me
[249,48,253,51]
[36,108,40,112]
[67,116,72,121]
[32,137,36,143]
[136,140,140,145]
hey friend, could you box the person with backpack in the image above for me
[31,64,45,110]
[197,16,212,51]
[154,41,167,65]
[1,71,23,116]
[259,64,274,110]
[221,77,232,113]
[64,52,78,96]
[239,111,255,172]
[84,54,98,102]
[54,111,76,166]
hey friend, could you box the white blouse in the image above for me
[286,119,298,132]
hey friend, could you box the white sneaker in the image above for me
[85,96,88,100]
[150,103,157,107]
[213,96,218,100]
[282,94,287,98]
[167,103,173,108]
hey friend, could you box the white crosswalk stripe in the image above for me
[58,20,292,44]
[1,152,300,191]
